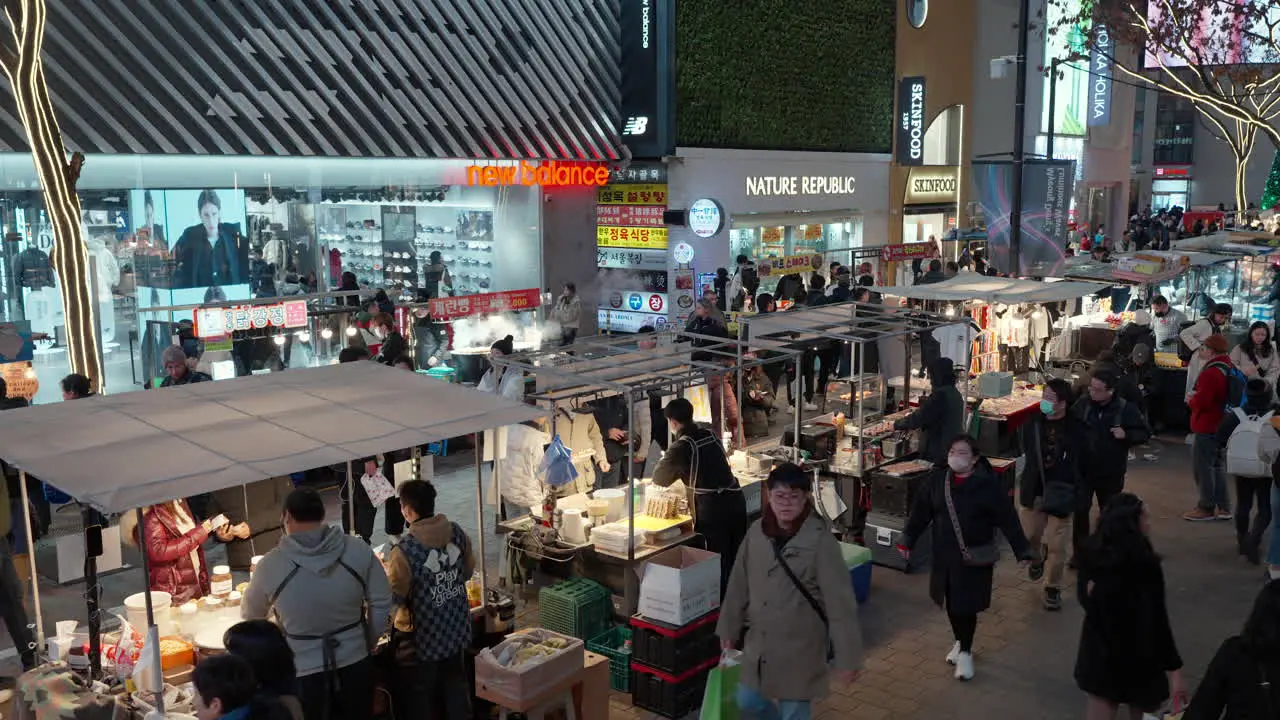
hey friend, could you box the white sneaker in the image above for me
[954,651,974,681]
[803,402,819,412]
[945,641,961,665]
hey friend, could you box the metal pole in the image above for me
[736,338,745,450]
[17,472,42,659]
[346,460,358,537]
[84,510,101,679]
[793,362,803,464]
[474,439,488,598]
[135,506,165,716]
[1009,0,1032,274]
[1046,57,1059,161]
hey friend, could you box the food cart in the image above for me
[490,330,800,615]
[0,362,544,716]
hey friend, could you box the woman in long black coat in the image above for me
[901,434,1032,682]
[1075,492,1186,718]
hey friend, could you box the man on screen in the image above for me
[172,189,248,288]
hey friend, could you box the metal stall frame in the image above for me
[489,330,801,595]
[741,301,973,521]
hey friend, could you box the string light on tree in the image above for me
[1262,151,1280,211]
[0,0,102,392]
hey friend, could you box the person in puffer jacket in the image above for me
[497,420,551,518]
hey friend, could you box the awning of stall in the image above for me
[0,362,544,514]
[877,275,1107,304]
[1174,232,1280,257]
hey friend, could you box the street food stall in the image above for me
[490,330,800,614]
[0,362,546,717]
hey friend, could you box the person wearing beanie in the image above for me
[893,357,964,466]
[1112,310,1155,371]
[1214,378,1280,563]
[1181,303,1234,400]
[1185,332,1237,522]
[478,335,522,401]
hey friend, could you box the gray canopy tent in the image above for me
[0,362,542,712]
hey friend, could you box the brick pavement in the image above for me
[1,438,1269,719]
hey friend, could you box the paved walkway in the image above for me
[2,437,1268,719]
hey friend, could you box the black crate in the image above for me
[631,658,717,719]
[630,610,720,676]
[868,470,926,517]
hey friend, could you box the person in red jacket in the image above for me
[121,499,236,603]
[1185,333,1235,522]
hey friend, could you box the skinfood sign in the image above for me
[905,166,959,205]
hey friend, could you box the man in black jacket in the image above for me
[1069,368,1151,555]
[652,398,747,598]
[894,356,964,466]
[0,379,34,671]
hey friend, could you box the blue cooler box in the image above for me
[840,543,873,604]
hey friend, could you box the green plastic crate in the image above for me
[587,627,633,692]
[539,579,613,640]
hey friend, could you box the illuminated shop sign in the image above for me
[465,161,610,187]
[745,176,856,197]
[620,0,674,158]
[896,76,927,166]
[905,166,960,205]
[687,198,725,238]
[194,301,308,338]
[1089,26,1113,127]
[597,226,669,249]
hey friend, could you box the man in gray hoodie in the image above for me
[242,488,393,720]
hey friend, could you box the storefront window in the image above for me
[0,156,543,403]
[1151,178,1190,210]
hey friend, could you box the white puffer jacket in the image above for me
[497,423,550,510]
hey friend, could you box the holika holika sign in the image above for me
[1088,27,1113,128]
[745,175,856,196]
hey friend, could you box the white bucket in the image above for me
[124,591,174,634]
[593,489,626,523]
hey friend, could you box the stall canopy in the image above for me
[877,275,1106,305]
[0,362,543,513]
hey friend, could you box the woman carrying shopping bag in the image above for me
[716,463,863,720]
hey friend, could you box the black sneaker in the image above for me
[1028,561,1045,582]
[1044,587,1062,611]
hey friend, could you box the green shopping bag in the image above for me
[700,655,742,720]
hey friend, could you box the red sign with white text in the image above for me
[596,204,666,227]
[428,288,542,321]
[880,242,940,263]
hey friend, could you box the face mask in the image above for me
[1154,311,1167,318]
[1039,400,1056,415]
[947,456,971,474]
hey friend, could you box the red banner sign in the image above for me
[595,204,666,227]
[428,288,542,321]
[880,242,939,263]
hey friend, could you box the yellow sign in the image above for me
[905,166,960,205]
[758,253,823,276]
[761,227,782,243]
[597,225,670,249]
[597,184,668,206]
[802,224,823,241]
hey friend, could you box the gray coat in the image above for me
[717,512,864,701]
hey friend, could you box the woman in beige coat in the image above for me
[717,464,864,715]
[556,407,608,494]
[1229,321,1280,398]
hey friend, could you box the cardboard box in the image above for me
[637,546,721,626]
[474,629,585,707]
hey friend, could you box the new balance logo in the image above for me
[623,116,649,135]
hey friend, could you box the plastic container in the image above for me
[124,591,173,635]
[593,488,626,522]
[850,562,872,604]
[631,657,717,719]
[629,611,720,676]
[586,626,633,692]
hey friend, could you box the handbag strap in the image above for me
[1261,661,1276,718]
[770,539,827,627]
[942,473,973,564]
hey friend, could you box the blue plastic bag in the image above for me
[540,435,579,489]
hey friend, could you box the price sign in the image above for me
[426,288,543,320]
[761,227,783,243]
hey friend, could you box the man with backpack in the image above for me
[1215,378,1280,562]
[1185,334,1241,522]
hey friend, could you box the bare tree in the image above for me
[1198,107,1258,210]
[0,0,101,391]
[1045,0,1280,148]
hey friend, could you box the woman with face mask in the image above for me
[1016,378,1084,612]
[899,435,1033,682]
[477,335,523,401]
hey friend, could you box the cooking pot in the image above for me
[451,347,491,384]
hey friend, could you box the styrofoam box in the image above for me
[638,547,721,626]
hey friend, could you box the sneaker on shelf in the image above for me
[954,652,975,681]
[1044,587,1062,611]
[1182,508,1216,522]
[945,641,961,665]
[1216,508,1234,521]
[1028,561,1045,582]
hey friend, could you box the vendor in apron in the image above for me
[652,398,748,599]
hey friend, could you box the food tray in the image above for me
[879,460,933,476]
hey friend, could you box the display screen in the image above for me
[130,188,251,306]
[1144,3,1280,68]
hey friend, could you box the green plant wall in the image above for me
[675,0,896,153]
